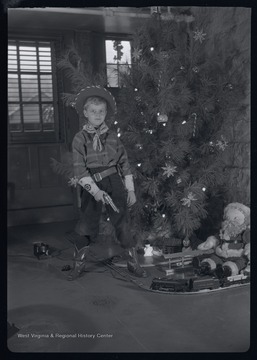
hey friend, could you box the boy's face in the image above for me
[83,103,107,128]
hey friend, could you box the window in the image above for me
[8,39,59,142]
[105,39,131,87]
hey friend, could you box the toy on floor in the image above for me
[33,242,49,259]
[195,202,250,277]
[182,237,192,252]
[150,272,249,292]
[144,241,153,257]
[61,265,72,271]
[149,202,251,293]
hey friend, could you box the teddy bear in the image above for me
[195,202,250,277]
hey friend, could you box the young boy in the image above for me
[69,86,147,280]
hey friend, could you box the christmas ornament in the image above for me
[192,66,199,73]
[202,187,206,192]
[216,135,228,151]
[182,120,187,125]
[181,192,197,207]
[157,114,168,123]
[162,164,178,178]
[193,122,197,137]
[132,48,143,61]
[137,163,142,167]
[176,177,182,184]
[150,47,155,52]
[114,120,118,125]
[190,113,197,137]
[134,88,138,92]
[225,83,233,90]
[135,144,143,150]
[190,112,197,119]
[68,176,79,187]
[193,29,207,43]
[170,77,175,82]
[180,65,185,70]
[209,141,215,153]
[158,71,163,91]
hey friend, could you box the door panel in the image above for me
[8,143,77,226]
[8,147,31,190]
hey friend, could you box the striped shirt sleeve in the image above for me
[72,132,91,180]
[116,135,132,176]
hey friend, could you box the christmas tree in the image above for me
[112,10,248,250]
[53,8,249,251]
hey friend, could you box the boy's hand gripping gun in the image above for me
[103,193,120,213]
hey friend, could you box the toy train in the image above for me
[222,273,250,287]
[150,273,250,293]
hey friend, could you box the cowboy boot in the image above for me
[127,247,147,278]
[68,245,89,281]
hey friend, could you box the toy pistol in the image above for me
[103,193,120,213]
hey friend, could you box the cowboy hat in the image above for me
[74,86,117,117]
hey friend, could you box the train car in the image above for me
[150,273,250,293]
[150,277,190,292]
[190,276,220,291]
[221,273,250,288]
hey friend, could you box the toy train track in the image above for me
[88,249,250,295]
[162,248,214,259]
[107,248,215,268]
[88,249,150,291]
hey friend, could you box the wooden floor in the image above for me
[7,221,250,353]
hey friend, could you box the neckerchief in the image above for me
[83,121,109,151]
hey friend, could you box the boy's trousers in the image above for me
[75,166,137,249]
